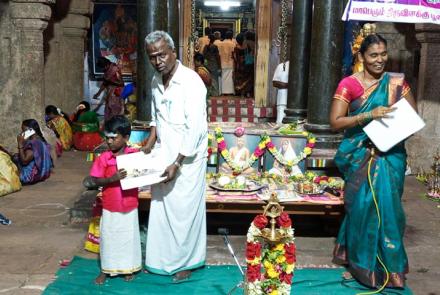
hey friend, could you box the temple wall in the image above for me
[44,0,92,114]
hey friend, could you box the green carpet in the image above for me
[43,256,412,295]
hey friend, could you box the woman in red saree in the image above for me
[93,57,125,122]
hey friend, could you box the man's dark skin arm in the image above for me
[273,81,288,89]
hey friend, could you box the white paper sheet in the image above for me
[116,151,167,190]
[363,99,425,152]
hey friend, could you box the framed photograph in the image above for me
[91,2,137,78]
[217,133,262,175]
[263,136,307,177]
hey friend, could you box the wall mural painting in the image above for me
[92,2,137,78]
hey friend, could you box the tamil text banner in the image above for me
[342,0,440,25]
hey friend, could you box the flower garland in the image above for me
[214,127,316,174]
[214,127,266,174]
[264,133,316,171]
[246,213,296,295]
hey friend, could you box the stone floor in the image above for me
[0,151,439,294]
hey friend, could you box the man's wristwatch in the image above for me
[173,161,182,168]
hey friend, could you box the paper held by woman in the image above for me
[116,151,167,190]
[363,98,425,152]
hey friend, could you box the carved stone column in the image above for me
[10,0,53,126]
[168,0,179,46]
[283,0,312,122]
[305,0,344,150]
[137,0,168,121]
[44,0,92,112]
[406,24,440,170]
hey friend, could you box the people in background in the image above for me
[241,30,255,97]
[218,30,235,95]
[93,57,125,122]
[233,33,251,97]
[272,61,290,124]
[203,34,221,96]
[0,146,21,197]
[45,105,73,151]
[11,119,52,185]
[330,34,417,289]
[143,30,208,282]
[71,101,103,151]
[194,53,212,96]
[120,76,137,122]
[198,27,211,53]
[90,115,141,285]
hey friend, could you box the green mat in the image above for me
[43,256,412,295]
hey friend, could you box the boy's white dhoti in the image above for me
[100,209,142,275]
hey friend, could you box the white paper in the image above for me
[363,99,425,152]
[116,151,167,190]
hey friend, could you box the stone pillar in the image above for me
[137,0,168,121]
[168,0,179,46]
[406,24,440,170]
[305,0,344,149]
[283,0,313,122]
[44,0,92,112]
[9,0,53,129]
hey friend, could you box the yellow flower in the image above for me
[285,263,295,274]
[274,244,284,251]
[304,147,312,155]
[276,255,286,264]
[302,131,309,136]
[287,160,293,166]
[218,137,225,142]
[267,267,279,278]
[208,134,214,140]
[246,257,261,265]
[215,127,222,133]
[263,260,273,269]
[309,137,316,144]
[258,143,265,149]
[221,150,228,157]
[269,290,278,295]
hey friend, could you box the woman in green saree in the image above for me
[329,34,417,290]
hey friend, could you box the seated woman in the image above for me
[0,147,21,197]
[45,105,73,151]
[71,101,103,151]
[13,119,53,184]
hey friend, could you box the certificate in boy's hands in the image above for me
[116,151,167,190]
[363,98,425,152]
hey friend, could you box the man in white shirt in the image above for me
[142,31,208,282]
[272,61,290,124]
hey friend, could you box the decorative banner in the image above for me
[342,0,440,25]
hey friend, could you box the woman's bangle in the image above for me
[173,161,182,169]
[356,113,364,126]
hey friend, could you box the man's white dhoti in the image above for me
[221,68,234,94]
[145,157,207,275]
[100,209,142,275]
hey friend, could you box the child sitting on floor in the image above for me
[90,115,141,284]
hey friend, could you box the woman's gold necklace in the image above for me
[362,71,380,89]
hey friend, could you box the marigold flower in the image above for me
[267,267,279,278]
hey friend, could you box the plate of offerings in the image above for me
[209,175,266,192]
[294,181,322,195]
